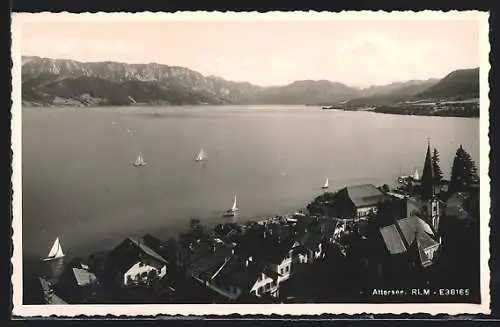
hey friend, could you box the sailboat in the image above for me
[195,148,207,162]
[133,153,146,167]
[43,237,65,261]
[322,178,329,189]
[413,168,420,180]
[224,195,239,217]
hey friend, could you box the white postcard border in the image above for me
[11,10,491,317]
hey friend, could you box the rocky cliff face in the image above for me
[21,56,478,107]
[21,57,360,106]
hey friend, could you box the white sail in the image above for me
[196,148,207,161]
[231,195,238,212]
[134,153,146,166]
[322,178,329,189]
[413,169,420,180]
[45,237,64,260]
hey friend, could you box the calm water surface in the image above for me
[22,105,479,265]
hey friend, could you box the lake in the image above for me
[21,105,480,265]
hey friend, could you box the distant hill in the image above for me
[340,68,479,107]
[21,57,479,107]
[344,80,439,107]
[412,68,480,101]
[21,57,359,106]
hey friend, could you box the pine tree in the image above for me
[450,145,479,193]
[432,148,444,184]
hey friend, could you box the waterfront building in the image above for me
[105,237,169,287]
[332,184,388,220]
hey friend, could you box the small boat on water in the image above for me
[43,237,65,261]
[322,178,329,189]
[223,195,239,217]
[195,148,207,162]
[133,153,146,167]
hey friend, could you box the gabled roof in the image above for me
[236,228,293,266]
[380,225,408,254]
[380,216,440,265]
[212,255,264,294]
[72,268,98,286]
[188,244,233,280]
[106,237,168,277]
[337,184,387,208]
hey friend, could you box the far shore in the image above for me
[22,102,480,118]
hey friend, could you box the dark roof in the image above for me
[187,244,233,280]
[212,255,265,294]
[299,226,323,251]
[142,234,177,263]
[238,236,293,266]
[106,237,168,277]
[235,225,294,266]
[342,184,387,208]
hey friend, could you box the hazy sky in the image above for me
[21,19,480,88]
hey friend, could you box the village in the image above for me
[29,141,481,305]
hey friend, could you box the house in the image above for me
[213,240,294,300]
[332,184,388,220]
[208,255,280,300]
[292,221,330,264]
[189,227,296,301]
[379,216,441,268]
[186,242,234,284]
[55,259,100,303]
[105,237,169,287]
[142,234,180,268]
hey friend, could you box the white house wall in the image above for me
[123,261,166,286]
[250,273,278,297]
[356,206,378,218]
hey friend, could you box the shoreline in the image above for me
[22,103,479,118]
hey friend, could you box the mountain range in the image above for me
[21,56,479,107]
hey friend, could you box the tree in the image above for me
[432,148,444,184]
[379,184,390,193]
[449,145,479,193]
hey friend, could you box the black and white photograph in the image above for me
[11,11,490,316]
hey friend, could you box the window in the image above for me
[139,262,144,267]
[265,283,271,290]
[280,268,284,274]
[286,266,290,273]
[258,286,263,294]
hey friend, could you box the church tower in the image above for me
[420,140,440,233]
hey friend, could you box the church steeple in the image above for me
[420,139,441,233]
[421,139,435,200]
